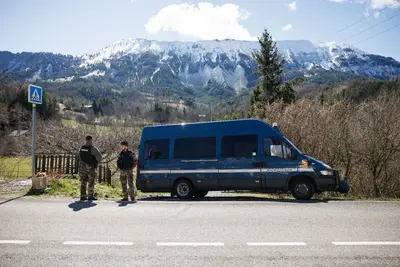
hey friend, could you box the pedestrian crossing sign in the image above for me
[28,84,43,104]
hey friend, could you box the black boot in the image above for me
[121,197,129,201]
[80,196,87,201]
[88,196,98,201]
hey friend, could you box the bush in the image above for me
[259,94,400,198]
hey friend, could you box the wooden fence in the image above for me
[35,154,112,184]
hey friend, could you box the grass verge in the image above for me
[232,192,400,201]
[0,157,31,180]
[27,177,122,199]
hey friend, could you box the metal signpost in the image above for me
[28,84,43,178]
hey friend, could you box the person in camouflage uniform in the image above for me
[117,141,137,201]
[79,136,102,201]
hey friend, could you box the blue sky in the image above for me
[1,0,399,60]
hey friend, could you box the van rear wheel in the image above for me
[291,179,314,200]
[174,179,194,198]
[194,191,208,198]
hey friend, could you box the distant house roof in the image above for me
[8,130,29,137]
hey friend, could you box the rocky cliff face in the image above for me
[1,38,399,94]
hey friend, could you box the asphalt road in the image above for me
[0,197,399,267]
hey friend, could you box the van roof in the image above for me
[141,119,280,140]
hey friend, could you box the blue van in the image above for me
[136,119,349,200]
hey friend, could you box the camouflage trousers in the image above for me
[120,169,136,200]
[79,164,96,198]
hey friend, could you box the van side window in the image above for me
[222,135,258,158]
[174,137,216,159]
[264,138,292,159]
[144,139,170,160]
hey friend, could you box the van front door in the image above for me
[218,135,262,190]
[261,137,300,190]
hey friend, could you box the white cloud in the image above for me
[282,24,293,31]
[370,0,399,9]
[145,2,256,40]
[328,0,400,10]
[288,1,297,11]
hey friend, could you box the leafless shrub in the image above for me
[260,94,400,198]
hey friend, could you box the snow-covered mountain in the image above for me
[1,38,399,96]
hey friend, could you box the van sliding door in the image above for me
[218,135,262,190]
[171,137,219,190]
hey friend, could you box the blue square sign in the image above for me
[28,84,43,104]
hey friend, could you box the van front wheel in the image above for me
[174,179,194,198]
[291,179,314,200]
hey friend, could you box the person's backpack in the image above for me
[79,145,98,167]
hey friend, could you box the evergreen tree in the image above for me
[92,100,99,116]
[98,104,104,117]
[249,29,297,117]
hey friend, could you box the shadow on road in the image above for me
[115,200,138,207]
[139,196,331,203]
[68,200,97,211]
[0,195,26,206]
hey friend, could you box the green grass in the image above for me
[61,119,114,133]
[36,177,123,199]
[62,119,79,127]
[0,157,32,180]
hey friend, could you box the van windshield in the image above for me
[282,136,303,155]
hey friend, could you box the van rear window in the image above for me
[174,137,216,159]
[144,139,170,160]
[222,135,258,158]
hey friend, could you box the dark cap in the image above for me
[85,136,93,141]
[120,141,128,146]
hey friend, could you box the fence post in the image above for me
[98,165,103,183]
[41,155,46,173]
[63,154,66,173]
[54,156,57,173]
[46,156,50,173]
[50,155,54,173]
[58,155,62,173]
[106,168,112,185]
[71,155,75,174]
[102,166,106,183]
[66,155,70,174]
[75,155,79,174]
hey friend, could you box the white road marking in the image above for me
[0,240,31,244]
[63,241,133,246]
[247,242,307,246]
[333,241,400,246]
[157,242,224,247]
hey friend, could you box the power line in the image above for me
[339,12,400,43]
[223,4,400,90]
[352,23,400,46]
[336,2,399,33]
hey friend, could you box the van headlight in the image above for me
[320,170,334,176]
